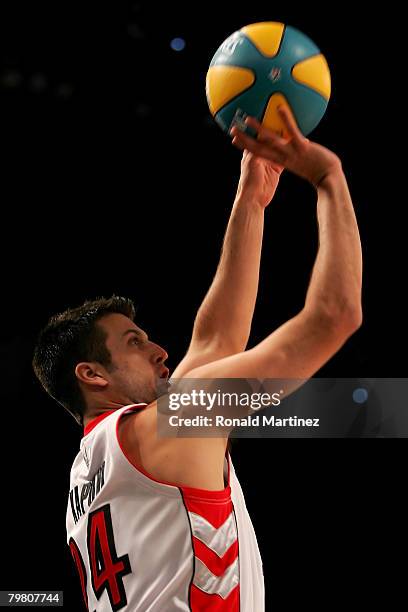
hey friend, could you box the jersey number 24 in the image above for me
[69,504,132,611]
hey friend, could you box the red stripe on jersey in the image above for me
[194,537,239,576]
[83,410,116,436]
[83,404,147,437]
[180,489,240,611]
[182,493,232,528]
[191,583,240,611]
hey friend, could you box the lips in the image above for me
[159,368,169,379]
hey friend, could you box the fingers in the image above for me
[243,116,288,147]
[231,127,286,165]
[238,107,303,144]
[276,106,302,141]
[231,129,246,150]
[230,121,285,151]
[230,118,287,155]
[230,126,256,151]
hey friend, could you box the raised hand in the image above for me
[230,106,341,188]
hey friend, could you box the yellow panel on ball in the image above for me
[262,93,294,139]
[292,54,331,100]
[206,66,255,115]
[240,22,285,57]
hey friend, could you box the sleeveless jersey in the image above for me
[66,404,264,611]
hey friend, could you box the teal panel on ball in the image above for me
[286,83,328,135]
[279,26,321,66]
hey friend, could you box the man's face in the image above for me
[97,313,169,406]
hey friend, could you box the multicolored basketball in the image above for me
[206,22,331,138]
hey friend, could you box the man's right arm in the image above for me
[304,167,362,322]
[183,303,358,383]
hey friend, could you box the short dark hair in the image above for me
[32,296,136,426]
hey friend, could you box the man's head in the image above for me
[32,296,169,426]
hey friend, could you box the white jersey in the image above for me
[66,405,264,611]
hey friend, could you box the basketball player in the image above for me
[32,107,362,611]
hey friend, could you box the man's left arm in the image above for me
[172,149,283,378]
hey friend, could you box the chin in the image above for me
[155,379,170,399]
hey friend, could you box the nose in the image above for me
[149,342,168,365]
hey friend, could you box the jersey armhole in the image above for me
[115,407,232,500]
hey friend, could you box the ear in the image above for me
[75,362,109,389]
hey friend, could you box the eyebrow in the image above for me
[122,329,149,342]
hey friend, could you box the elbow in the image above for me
[306,302,363,337]
[328,304,363,337]
[347,306,363,332]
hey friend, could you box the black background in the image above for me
[0,1,405,610]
